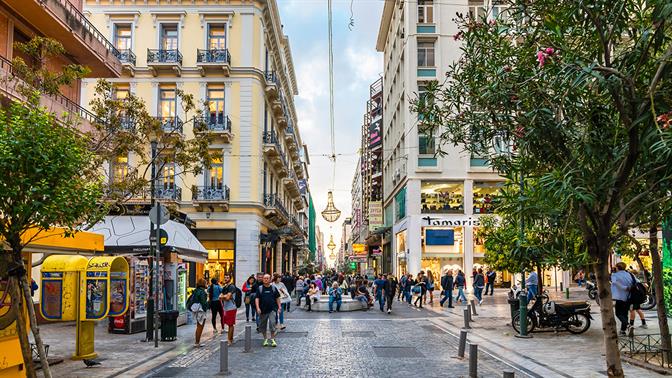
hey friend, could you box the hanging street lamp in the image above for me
[321,191,341,222]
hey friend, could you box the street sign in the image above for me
[159,228,168,247]
[149,204,169,225]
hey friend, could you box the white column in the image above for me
[235,219,261,286]
[407,216,422,275]
[464,179,474,215]
[463,226,474,291]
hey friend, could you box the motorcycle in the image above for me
[512,295,593,334]
[508,282,549,303]
[586,280,598,301]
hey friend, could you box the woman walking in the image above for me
[413,271,427,308]
[273,274,290,330]
[190,278,209,347]
[242,275,257,322]
[208,278,224,335]
[454,270,468,304]
[473,268,485,304]
[295,276,305,306]
[426,270,435,305]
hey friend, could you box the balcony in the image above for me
[283,171,301,199]
[155,116,184,134]
[117,49,137,76]
[3,0,122,76]
[262,131,288,178]
[104,186,180,203]
[294,162,305,180]
[0,56,102,133]
[192,185,230,211]
[147,49,183,76]
[264,71,279,98]
[196,49,231,76]
[156,187,182,201]
[263,194,289,226]
[195,115,232,143]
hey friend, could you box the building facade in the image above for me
[376,0,504,285]
[82,0,310,285]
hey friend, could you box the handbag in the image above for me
[244,296,251,305]
[412,285,422,294]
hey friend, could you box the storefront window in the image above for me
[204,241,235,282]
[473,181,503,214]
[421,181,464,213]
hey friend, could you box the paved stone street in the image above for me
[33,289,667,377]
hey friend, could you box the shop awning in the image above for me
[13,227,105,254]
[90,216,208,263]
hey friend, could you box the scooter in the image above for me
[508,281,549,303]
[586,280,598,300]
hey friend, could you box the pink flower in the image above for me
[489,19,497,26]
[545,47,555,55]
[537,51,546,67]
[453,31,464,41]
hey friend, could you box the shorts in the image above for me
[631,302,641,310]
[223,309,237,326]
[258,311,277,334]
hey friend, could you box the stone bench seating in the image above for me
[301,296,368,312]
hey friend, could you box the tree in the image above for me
[412,1,672,376]
[1,37,215,377]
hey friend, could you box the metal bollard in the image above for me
[503,371,515,378]
[219,340,230,375]
[470,299,478,316]
[560,282,564,292]
[469,344,478,378]
[565,287,570,299]
[458,330,467,358]
[244,325,252,353]
[463,308,471,329]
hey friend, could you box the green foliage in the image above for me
[0,99,105,254]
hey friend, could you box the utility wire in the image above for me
[328,0,337,191]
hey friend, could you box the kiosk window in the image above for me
[86,279,107,319]
[109,278,127,316]
[41,280,63,319]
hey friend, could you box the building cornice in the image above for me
[376,0,396,52]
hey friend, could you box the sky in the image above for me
[278,0,384,267]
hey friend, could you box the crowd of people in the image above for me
[187,268,503,348]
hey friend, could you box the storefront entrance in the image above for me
[203,240,235,282]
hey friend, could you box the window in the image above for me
[208,24,227,50]
[417,42,435,67]
[418,0,434,23]
[207,86,225,126]
[114,24,132,50]
[160,24,178,50]
[473,181,503,214]
[207,158,223,189]
[111,155,129,183]
[159,88,176,118]
[469,6,486,20]
[421,181,464,213]
[395,187,406,221]
[113,86,129,100]
[159,159,176,190]
[418,131,436,155]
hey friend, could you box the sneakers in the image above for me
[619,330,627,336]
[193,343,205,347]
[279,325,287,330]
[270,339,277,347]
[640,323,648,329]
[263,339,270,347]
[387,310,391,314]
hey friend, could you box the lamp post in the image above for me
[149,139,160,347]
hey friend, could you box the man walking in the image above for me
[440,270,454,308]
[373,274,387,312]
[486,269,496,295]
[611,262,632,336]
[220,274,238,345]
[255,274,281,347]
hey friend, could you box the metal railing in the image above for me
[263,130,279,145]
[147,49,183,64]
[201,115,231,132]
[619,333,672,368]
[192,185,230,201]
[117,49,136,65]
[104,185,180,201]
[51,0,121,59]
[265,70,278,84]
[196,49,231,64]
[156,187,181,200]
[155,116,183,134]
[264,194,289,220]
[0,55,102,125]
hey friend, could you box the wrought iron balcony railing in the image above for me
[118,49,137,65]
[264,194,289,219]
[52,0,121,59]
[193,185,230,201]
[196,49,231,64]
[155,116,183,134]
[156,186,181,200]
[202,115,231,132]
[147,49,183,64]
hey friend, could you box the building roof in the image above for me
[376,0,396,52]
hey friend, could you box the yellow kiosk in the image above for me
[40,255,129,360]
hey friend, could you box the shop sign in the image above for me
[368,202,383,231]
[352,244,367,255]
[372,247,382,256]
[423,215,481,227]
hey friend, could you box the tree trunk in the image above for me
[537,265,543,296]
[649,225,671,363]
[20,273,51,378]
[593,241,624,377]
[8,275,35,378]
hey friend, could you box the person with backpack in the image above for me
[385,274,398,314]
[440,270,454,308]
[219,274,239,345]
[242,275,257,322]
[611,262,634,336]
[273,274,290,330]
[372,274,387,312]
[627,268,648,335]
[208,278,224,336]
[454,270,467,304]
[328,281,343,313]
[473,268,485,304]
[255,274,281,347]
[189,278,209,347]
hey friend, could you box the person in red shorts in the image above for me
[220,274,238,345]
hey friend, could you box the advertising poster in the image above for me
[368,201,383,231]
[86,279,107,319]
[662,220,672,313]
[41,280,63,319]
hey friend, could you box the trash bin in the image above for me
[508,298,520,321]
[159,310,179,341]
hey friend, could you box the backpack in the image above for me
[230,285,243,308]
[628,273,647,305]
[186,290,196,310]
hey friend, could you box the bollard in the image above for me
[463,308,471,329]
[503,371,515,378]
[219,339,230,375]
[458,330,468,358]
[469,344,478,378]
[470,299,478,316]
[560,282,564,292]
[565,287,570,299]
[244,325,252,353]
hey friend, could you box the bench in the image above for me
[302,297,368,312]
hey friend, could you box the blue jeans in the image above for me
[329,297,342,312]
[440,290,453,307]
[245,300,256,320]
[404,290,412,304]
[474,287,483,301]
[276,304,285,324]
[527,284,538,302]
[455,286,467,302]
[376,292,385,311]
